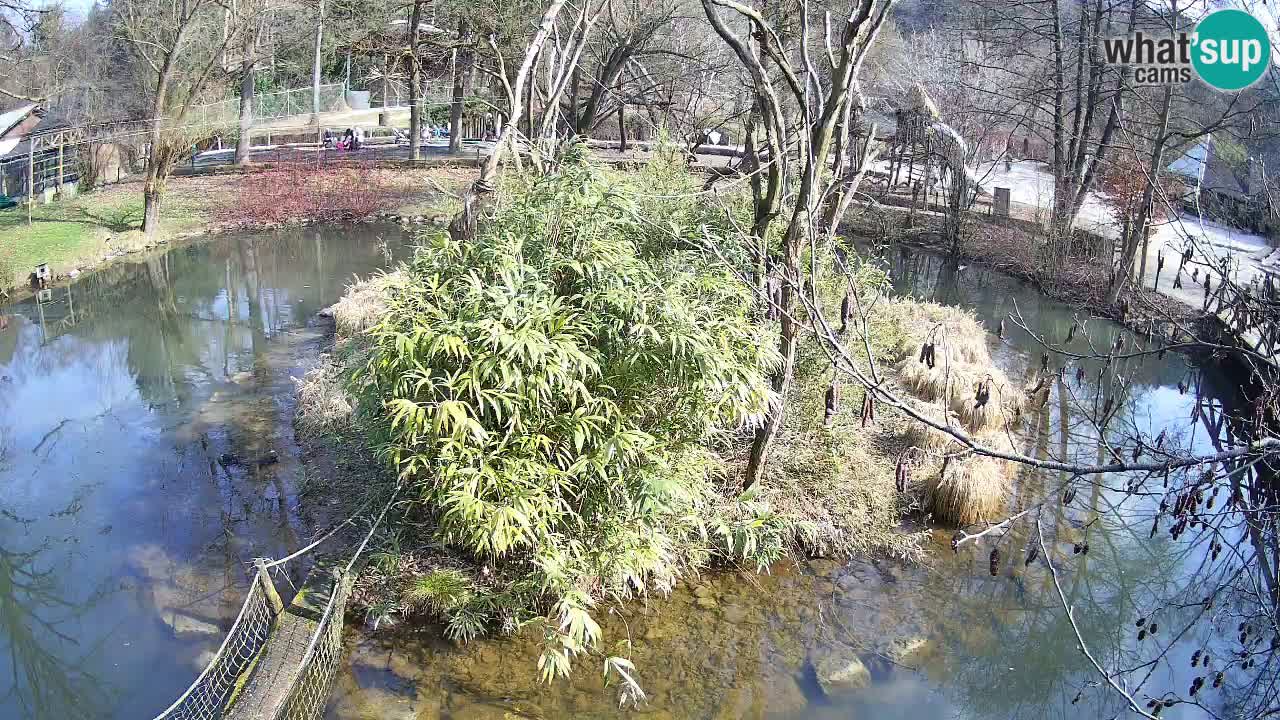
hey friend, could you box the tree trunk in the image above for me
[451,0,568,245]
[408,0,424,161]
[142,60,173,237]
[744,223,801,491]
[1108,84,1172,304]
[381,54,390,107]
[448,19,469,153]
[142,170,163,235]
[567,66,580,135]
[236,68,255,164]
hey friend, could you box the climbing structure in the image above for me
[884,84,984,211]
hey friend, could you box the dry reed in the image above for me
[294,359,355,433]
[950,377,1021,435]
[922,453,1008,526]
[332,272,403,337]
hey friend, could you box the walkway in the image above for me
[151,487,400,720]
[224,569,337,720]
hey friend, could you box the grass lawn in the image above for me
[0,190,141,272]
[0,178,235,291]
[0,167,472,293]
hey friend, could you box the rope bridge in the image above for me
[150,486,401,720]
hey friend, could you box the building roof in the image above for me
[0,104,39,140]
[1167,137,1209,185]
[1203,136,1254,200]
[1168,134,1259,201]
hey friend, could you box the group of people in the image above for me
[323,127,363,151]
[392,125,449,145]
[321,123,456,152]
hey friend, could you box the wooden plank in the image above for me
[223,567,337,720]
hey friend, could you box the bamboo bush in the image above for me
[354,156,782,680]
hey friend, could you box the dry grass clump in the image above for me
[897,355,974,406]
[921,453,1009,526]
[294,358,355,433]
[950,376,1021,435]
[901,412,965,453]
[331,271,404,337]
[899,413,1019,526]
[891,300,991,366]
[891,299,1022,437]
[888,299,1026,526]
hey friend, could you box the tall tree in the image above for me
[703,0,895,489]
[118,0,244,234]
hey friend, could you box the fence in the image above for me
[195,84,350,127]
[271,574,354,720]
[150,573,276,720]
[0,144,81,202]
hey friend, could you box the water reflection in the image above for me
[323,243,1253,719]
[0,227,406,719]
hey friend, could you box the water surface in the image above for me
[323,243,1251,720]
[0,226,405,719]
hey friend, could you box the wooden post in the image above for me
[618,104,627,153]
[256,559,285,614]
[57,142,65,196]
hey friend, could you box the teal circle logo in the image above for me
[1192,9,1271,91]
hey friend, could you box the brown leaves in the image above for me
[823,382,840,427]
[974,378,991,409]
[895,453,913,493]
[918,341,936,369]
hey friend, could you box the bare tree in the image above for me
[702,0,894,489]
[117,0,244,234]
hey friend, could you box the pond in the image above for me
[0,226,407,720]
[0,229,1254,720]
[323,243,1253,720]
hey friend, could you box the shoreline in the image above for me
[1,167,470,302]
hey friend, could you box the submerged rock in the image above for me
[168,612,222,637]
[882,634,929,664]
[812,645,871,697]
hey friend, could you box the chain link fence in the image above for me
[195,84,350,126]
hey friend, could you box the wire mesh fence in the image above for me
[195,84,350,126]
[0,146,81,201]
[272,573,354,720]
[151,573,276,720]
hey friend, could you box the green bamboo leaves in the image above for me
[355,159,779,682]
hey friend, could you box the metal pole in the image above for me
[27,142,34,225]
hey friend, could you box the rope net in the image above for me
[152,574,276,720]
[272,575,354,720]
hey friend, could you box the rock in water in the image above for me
[812,645,872,697]
[168,612,222,637]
